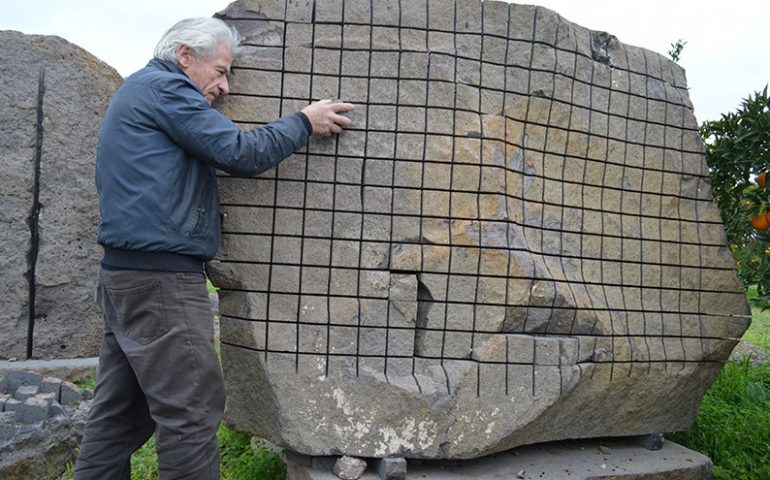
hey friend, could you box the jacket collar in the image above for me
[146,58,185,76]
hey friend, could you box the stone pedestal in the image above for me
[286,437,712,480]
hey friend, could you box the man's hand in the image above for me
[302,100,354,137]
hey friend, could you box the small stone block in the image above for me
[18,396,49,424]
[8,370,43,391]
[4,398,21,413]
[48,401,65,417]
[13,384,39,401]
[39,377,62,395]
[637,433,664,450]
[0,373,8,394]
[333,455,367,480]
[0,411,18,443]
[37,392,56,408]
[0,393,9,410]
[59,381,81,406]
[374,457,407,480]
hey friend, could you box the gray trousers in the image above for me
[74,268,225,480]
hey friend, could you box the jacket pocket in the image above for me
[106,280,168,344]
[188,206,208,237]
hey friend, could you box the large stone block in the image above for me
[0,31,122,359]
[208,0,750,459]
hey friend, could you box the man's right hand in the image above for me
[302,100,354,137]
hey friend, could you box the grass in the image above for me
[744,310,770,349]
[744,285,770,349]
[668,295,770,480]
[58,424,286,480]
[668,358,770,480]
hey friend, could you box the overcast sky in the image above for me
[1,0,767,123]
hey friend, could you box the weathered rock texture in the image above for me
[0,370,92,480]
[208,0,750,459]
[0,31,122,359]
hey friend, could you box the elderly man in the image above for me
[74,17,353,480]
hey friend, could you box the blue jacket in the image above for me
[96,59,311,269]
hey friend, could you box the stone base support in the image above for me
[286,437,712,480]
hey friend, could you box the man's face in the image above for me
[177,43,232,105]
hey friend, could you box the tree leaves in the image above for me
[705,86,770,301]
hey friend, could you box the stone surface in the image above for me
[0,356,99,384]
[374,457,407,480]
[0,31,122,360]
[211,0,749,460]
[16,396,50,424]
[0,370,91,480]
[59,380,82,406]
[7,370,42,391]
[0,403,90,480]
[12,384,39,402]
[0,412,18,444]
[333,456,368,480]
[286,438,713,480]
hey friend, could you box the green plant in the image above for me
[58,425,285,480]
[745,286,770,349]
[219,427,287,480]
[669,358,770,479]
[703,86,770,306]
[130,437,159,480]
[668,38,687,62]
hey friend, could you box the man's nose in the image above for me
[220,77,230,96]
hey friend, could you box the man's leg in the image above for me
[94,269,225,479]
[150,271,224,480]
[74,274,156,480]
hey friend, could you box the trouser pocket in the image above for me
[104,278,169,345]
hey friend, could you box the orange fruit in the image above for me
[758,171,767,188]
[751,213,770,230]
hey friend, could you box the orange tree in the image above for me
[703,86,770,304]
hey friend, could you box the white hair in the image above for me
[154,17,241,63]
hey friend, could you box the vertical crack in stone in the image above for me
[25,67,45,359]
[414,275,434,357]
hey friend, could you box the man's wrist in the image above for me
[297,112,313,135]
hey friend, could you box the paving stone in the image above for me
[373,457,406,480]
[7,371,42,391]
[38,377,62,396]
[58,381,81,406]
[12,385,39,402]
[0,411,18,444]
[48,401,65,417]
[16,397,49,424]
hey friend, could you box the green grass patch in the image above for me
[668,358,770,480]
[129,438,158,480]
[58,425,286,480]
[206,277,218,294]
[219,427,287,480]
[746,307,770,349]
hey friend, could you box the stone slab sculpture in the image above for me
[0,31,122,359]
[207,0,750,459]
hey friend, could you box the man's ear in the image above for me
[176,44,192,68]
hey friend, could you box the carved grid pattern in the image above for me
[212,0,744,396]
